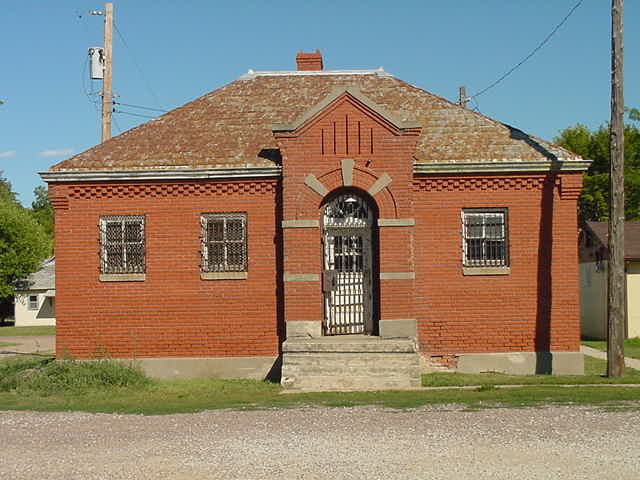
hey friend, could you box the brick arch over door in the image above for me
[293,166,399,220]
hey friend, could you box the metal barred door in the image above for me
[322,192,373,335]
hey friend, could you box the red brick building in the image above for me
[42,51,589,386]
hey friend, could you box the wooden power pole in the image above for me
[608,0,625,377]
[101,2,113,143]
[458,86,468,108]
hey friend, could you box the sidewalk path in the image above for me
[581,344,640,370]
[0,336,55,357]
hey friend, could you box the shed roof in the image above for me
[50,68,582,173]
[586,222,640,260]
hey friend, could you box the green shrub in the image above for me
[0,357,151,394]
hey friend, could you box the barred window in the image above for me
[462,209,508,267]
[201,213,247,272]
[100,215,145,274]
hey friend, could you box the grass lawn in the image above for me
[0,355,639,415]
[422,356,640,387]
[0,326,55,337]
[583,338,640,360]
[0,342,19,347]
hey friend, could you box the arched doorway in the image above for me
[321,189,377,335]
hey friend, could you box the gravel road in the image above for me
[2,405,639,479]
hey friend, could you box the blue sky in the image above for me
[2,1,638,206]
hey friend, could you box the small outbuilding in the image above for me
[41,51,589,388]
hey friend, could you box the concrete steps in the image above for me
[281,336,421,392]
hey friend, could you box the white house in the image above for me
[14,257,56,327]
[579,222,640,339]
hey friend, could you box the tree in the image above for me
[0,201,50,297]
[0,170,18,205]
[31,185,54,240]
[554,112,640,222]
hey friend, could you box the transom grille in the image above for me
[100,215,145,274]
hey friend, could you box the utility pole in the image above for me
[101,2,113,142]
[608,0,625,377]
[458,86,468,108]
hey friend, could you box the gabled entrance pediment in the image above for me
[272,87,421,158]
[272,87,421,136]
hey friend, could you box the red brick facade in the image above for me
[50,180,281,360]
[45,55,587,375]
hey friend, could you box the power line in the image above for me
[113,101,167,113]
[469,0,584,100]
[113,22,164,110]
[113,109,157,120]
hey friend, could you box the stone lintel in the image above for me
[378,218,415,227]
[367,172,392,197]
[341,158,354,186]
[304,174,329,196]
[462,266,511,276]
[282,219,320,228]
[380,272,415,280]
[284,273,320,282]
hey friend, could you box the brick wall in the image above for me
[50,180,280,360]
[413,173,582,359]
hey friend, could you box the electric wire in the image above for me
[469,0,584,100]
[112,101,167,113]
[113,22,165,110]
[113,109,157,120]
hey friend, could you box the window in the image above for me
[201,213,247,273]
[28,294,39,310]
[462,209,508,268]
[100,215,145,274]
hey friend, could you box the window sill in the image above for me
[201,271,248,280]
[462,266,510,276]
[100,273,146,282]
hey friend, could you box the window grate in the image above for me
[201,213,247,272]
[462,210,508,267]
[100,215,145,274]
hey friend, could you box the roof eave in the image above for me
[40,166,282,183]
[413,159,592,175]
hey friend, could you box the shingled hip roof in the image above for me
[47,67,587,174]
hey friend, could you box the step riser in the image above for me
[281,352,421,391]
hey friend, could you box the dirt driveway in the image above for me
[1,405,638,479]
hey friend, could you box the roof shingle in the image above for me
[51,70,581,172]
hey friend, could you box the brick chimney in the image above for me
[296,50,323,71]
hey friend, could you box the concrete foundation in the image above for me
[286,321,322,338]
[130,356,279,380]
[456,351,584,375]
[379,319,416,339]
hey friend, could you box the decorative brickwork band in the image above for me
[378,218,415,227]
[559,175,583,200]
[67,181,276,199]
[413,176,550,192]
[50,194,69,210]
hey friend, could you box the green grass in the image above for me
[0,325,55,337]
[0,342,18,347]
[0,355,639,415]
[583,338,640,360]
[422,356,640,387]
